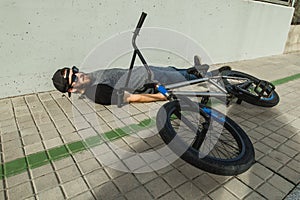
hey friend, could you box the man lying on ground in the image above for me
[52,56,227,105]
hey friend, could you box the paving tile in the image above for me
[7,181,33,200]
[78,158,101,175]
[171,157,187,168]
[178,164,204,180]
[135,171,158,184]
[96,150,120,166]
[158,191,183,200]
[57,165,82,183]
[144,177,172,199]
[30,164,54,178]
[73,150,94,162]
[37,123,56,134]
[253,126,273,136]
[62,177,89,199]
[259,156,283,171]
[268,174,295,194]
[6,172,30,189]
[162,168,187,188]
[247,130,265,142]
[37,187,65,200]
[3,147,24,162]
[257,182,285,200]
[90,143,112,156]
[3,139,22,152]
[24,142,44,155]
[43,137,64,149]
[53,157,76,170]
[268,150,292,164]
[123,155,147,172]
[208,174,231,185]
[23,134,42,146]
[279,166,300,184]
[34,172,59,193]
[224,178,252,199]
[0,191,5,200]
[193,174,220,194]
[261,137,281,149]
[61,132,81,143]
[85,168,110,188]
[285,139,300,151]
[176,182,204,200]
[237,171,264,189]
[113,173,140,193]
[209,186,239,200]
[93,181,121,200]
[40,129,61,141]
[125,186,153,200]
[286,159,300,173]
[151,158,174,174]
[0,118,17,128]
[56,125,77,135]
[250,163,273,181]
[1,131,20,143]
[0,124,18,135]
[130,140,152,153]
[69,191,95,200]
[291,133,300,143]
[104,163,127,179]
[78,127,98,139]
[277,143,298,157]
[253,141,273,155]
[18,120,36,130]
[244,191,267,200]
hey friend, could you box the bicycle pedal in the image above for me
[254,80,275,98]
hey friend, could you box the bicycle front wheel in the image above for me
[222,70,279,107]
[156,100,255,175]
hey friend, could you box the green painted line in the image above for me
[4,158,27,177]
[67,141,86,153]
[0,117,155,179]
[1,72,300,179]
[27,152,49,168]
[84,136,103,148]
[271,73,300,86]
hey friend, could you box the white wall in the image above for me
[0,0,294,98]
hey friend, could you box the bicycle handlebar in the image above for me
[134,12,147,36]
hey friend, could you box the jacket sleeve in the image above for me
[84,84,118,105]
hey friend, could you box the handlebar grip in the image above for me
[117,90,125,108]
[136,12,147,29]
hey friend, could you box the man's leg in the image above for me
[149,66,198,80]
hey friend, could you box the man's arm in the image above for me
[124,92,167,103]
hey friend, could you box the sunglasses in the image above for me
[65,66,79,88]
[65,66,79,97]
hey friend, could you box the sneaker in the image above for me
[187,55,209,78]
[209,66,232,76]
[194,55,201,66]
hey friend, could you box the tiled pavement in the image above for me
[0,52,300,200]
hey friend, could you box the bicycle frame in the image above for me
[118,12,251,106]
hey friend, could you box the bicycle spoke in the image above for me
[191,122,209,150]
[170,106,243,161]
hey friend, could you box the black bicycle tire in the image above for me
[222,70,279,107]
[156,100,255,175]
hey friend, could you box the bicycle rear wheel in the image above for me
[156,100,255,176]
[222,70,279,107]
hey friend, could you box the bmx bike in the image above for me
[117,12,279,175]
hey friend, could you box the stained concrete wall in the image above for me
[285,25,300,53]
[0,0,294,98]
